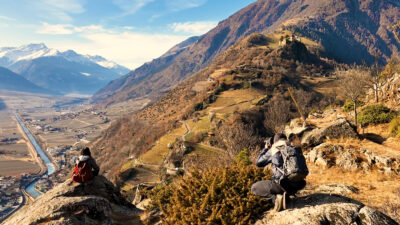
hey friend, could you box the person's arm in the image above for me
[256,148,272,167]
[90,158,100,176]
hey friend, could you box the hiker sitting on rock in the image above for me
[251,133,308,212]
[72,147,100,183]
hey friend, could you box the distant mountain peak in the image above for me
[23,43,47,50]
[0,43,130,95]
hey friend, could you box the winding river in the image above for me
[13,112,55,198]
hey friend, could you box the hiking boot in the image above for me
[273,194,283,212]
[282,192,287,210]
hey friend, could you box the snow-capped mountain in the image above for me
[0,43,130,95]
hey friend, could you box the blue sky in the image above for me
[0,0,256,69]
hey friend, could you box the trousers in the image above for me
[251,179,306,202]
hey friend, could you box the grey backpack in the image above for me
[278,145,309,182]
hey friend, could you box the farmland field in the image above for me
[0,110,40,176]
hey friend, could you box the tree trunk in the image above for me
[354,101,358,134]
[374,84,379,103]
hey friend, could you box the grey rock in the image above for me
[284,119,313,138]
[3,176,142,225]
[301,119,358,147]
[255,194,398,225]
[315,184,359,195]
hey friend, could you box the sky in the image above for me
[0,0,256,69]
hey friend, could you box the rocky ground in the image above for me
[2,176,142,225]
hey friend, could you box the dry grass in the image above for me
[187,116,211,133]
[139,125,187,165]
[306,164,400,222]
[207,89,264,114]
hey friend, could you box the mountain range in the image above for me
[0,44,130,95]
[92,0,400,106]
[0,66,57,95]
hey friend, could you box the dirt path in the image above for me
[179,121,191,141]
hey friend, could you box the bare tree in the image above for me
[337,67,369,130]
[393,23,400,44]
[263,96,291,133]
[367,54,385,103]
[217,122,263,160]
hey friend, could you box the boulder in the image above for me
[301,119,358,147]
[255,194,398,225]
[307,143,400,174]
[3,176,142,225]
[284,118,313,138]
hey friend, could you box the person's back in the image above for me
[252,133,307,212]
[72,147,99,183]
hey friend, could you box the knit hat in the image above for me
[273,133,287,143]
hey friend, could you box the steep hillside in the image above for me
[92,0,400,106]
[91,33,332,183]
[0,67,57,95]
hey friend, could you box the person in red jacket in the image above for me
[72,147,99,183]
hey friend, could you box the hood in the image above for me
[79,155,90,162]
[270,140,290,155]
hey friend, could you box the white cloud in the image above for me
[0,15,15,21]
[32,0,85,22]
[170,21,217,35]
[113,0,155,15]
[167,0,207,11]
[37,23,75,35]
[41,0,85,14]
[37,23,107,35]
[44,26,188,69]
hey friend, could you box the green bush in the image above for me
[235,149,251,166]
[357,104,397,127]
[389,117,400,137]
[147,165,271,225]
[342,99,364,112]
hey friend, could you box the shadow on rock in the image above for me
[255,193,399,225]
[287,193,361,209]
[362,133,387,144]
[3,176,143,225]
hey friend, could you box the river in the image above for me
[13,112,55,198]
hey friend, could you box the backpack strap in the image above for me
[275,146,288,182]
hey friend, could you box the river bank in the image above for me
[13,112,55,198]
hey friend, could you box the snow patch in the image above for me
[81,72,91,77]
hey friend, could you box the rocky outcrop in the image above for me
[306,143,400,174]
[301,119,358,147]
[284,118,313,139]
[3,176,142,225]
[255,194,399,225]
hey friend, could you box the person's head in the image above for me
[264,137,273,149]
[273,133,287,143]
[81,147,91,157]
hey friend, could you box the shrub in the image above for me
[357,104,397,127]
[389,117,400,137]
[194,102,204,111]
[342,99,364,112]
[235,149,251,166]
[148,165,271,225]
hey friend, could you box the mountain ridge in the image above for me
[92,0,400,106]
[0,43,130,95]
[0,66,58,95]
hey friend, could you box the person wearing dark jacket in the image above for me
[76,147,99,178]
[251,133,306,212]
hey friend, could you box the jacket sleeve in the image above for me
[89,158,100,176]
[256,148,272,167]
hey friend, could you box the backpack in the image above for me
[277,145,309,182]
[72,161,92,183]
